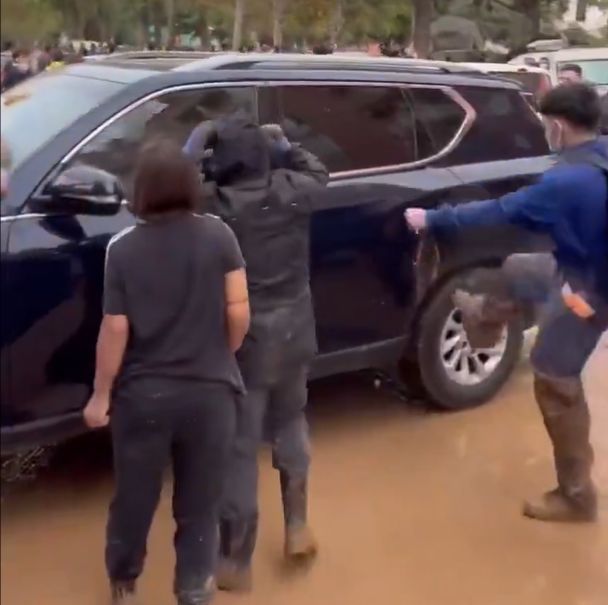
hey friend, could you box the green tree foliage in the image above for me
[1,0,602,50]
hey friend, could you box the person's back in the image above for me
[206,120,326,311]
[108,213,243,393]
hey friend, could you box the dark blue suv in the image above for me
[0,53,552,453]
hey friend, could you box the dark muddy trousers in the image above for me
[472,253,606,503]
[221,366,311,527]
[106,383,236,602]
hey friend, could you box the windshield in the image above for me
[558,59,608,85]
[1,72,122,170]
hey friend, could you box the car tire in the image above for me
[400,274,524,410]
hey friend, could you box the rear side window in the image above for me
[445,87,548,163]
[277,85,417,173]
[408,88,466,158]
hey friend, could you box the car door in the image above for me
[262,82,467,367]
[3,84,257,435]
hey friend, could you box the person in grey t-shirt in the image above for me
[83,140,250,605]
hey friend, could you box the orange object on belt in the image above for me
[561,283,596,319]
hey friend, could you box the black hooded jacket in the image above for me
[203,119,329,385]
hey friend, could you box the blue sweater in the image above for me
[427,140,608,303]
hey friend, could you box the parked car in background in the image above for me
[1,53,552,454]
[510,46,608,93]
[460,62,552,107]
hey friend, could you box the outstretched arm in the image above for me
[405,173,560,234]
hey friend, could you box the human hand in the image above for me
[261,123,285,142]
[404,208,428,233]
[83,392,111,429]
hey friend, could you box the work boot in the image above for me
[176,577,215,605]
[526,374,598,523]
[216,517,258,592]
[453,290,517,349]
[280,472,318,561]
[111,581,138,605]
[523,488,598,523]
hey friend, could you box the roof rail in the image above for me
[175,52,479,75]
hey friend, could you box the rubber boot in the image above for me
[176,577,215,605]
[523,374,598,523]
[280,472,317,561]
[453,289,517,349]
[111,581,138,605]
[216,517,258,592]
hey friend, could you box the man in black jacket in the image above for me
[184,118,328,591]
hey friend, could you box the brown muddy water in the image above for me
[2,342,607,605]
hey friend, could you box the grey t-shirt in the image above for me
[104,213,245,394]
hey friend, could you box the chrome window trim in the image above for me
[2,79,476,223]
[60,81,260,167]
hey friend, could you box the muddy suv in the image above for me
[0,54,552,453]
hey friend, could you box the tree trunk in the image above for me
[575,0,588,22]
[411,0,433,59]
[164,0,175,48]
[523,0,541,39]
[232,0,245,51]
[273,0,285,50]
[329,0,344,47]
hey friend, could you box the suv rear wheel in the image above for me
[400,274,524,409]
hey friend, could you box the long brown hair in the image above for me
[130,138,203,220]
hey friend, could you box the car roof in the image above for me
[61,52,525,92]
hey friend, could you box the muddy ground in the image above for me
[2,342,607,605]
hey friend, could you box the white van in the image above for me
[510,46,608,91]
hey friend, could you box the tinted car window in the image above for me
[448,87,548,163]
[67,86,255,194]
[278,85,416,173]
[408,88,466,158]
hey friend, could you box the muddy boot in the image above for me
[453,290,517,349]
[111,581,138,605]
[176,577,215,605]
[280,472,318,561]
[523,488,597,523]
[216,517,258,592]
[523,374,598,523]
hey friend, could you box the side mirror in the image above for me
[30,165,124,216]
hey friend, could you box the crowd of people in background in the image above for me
[0,39,117,92]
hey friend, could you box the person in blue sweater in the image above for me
[406,83,608,523]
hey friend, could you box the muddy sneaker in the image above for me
[111,581,138,605]
[176,576,216,605]
[285,524,318,561]
[216,560,253,593]
[523,489,598,523]
[452,290,511,349]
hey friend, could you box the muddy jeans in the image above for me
[465,253,606,503]
[106,382,236,601]
[221,366,310,535]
